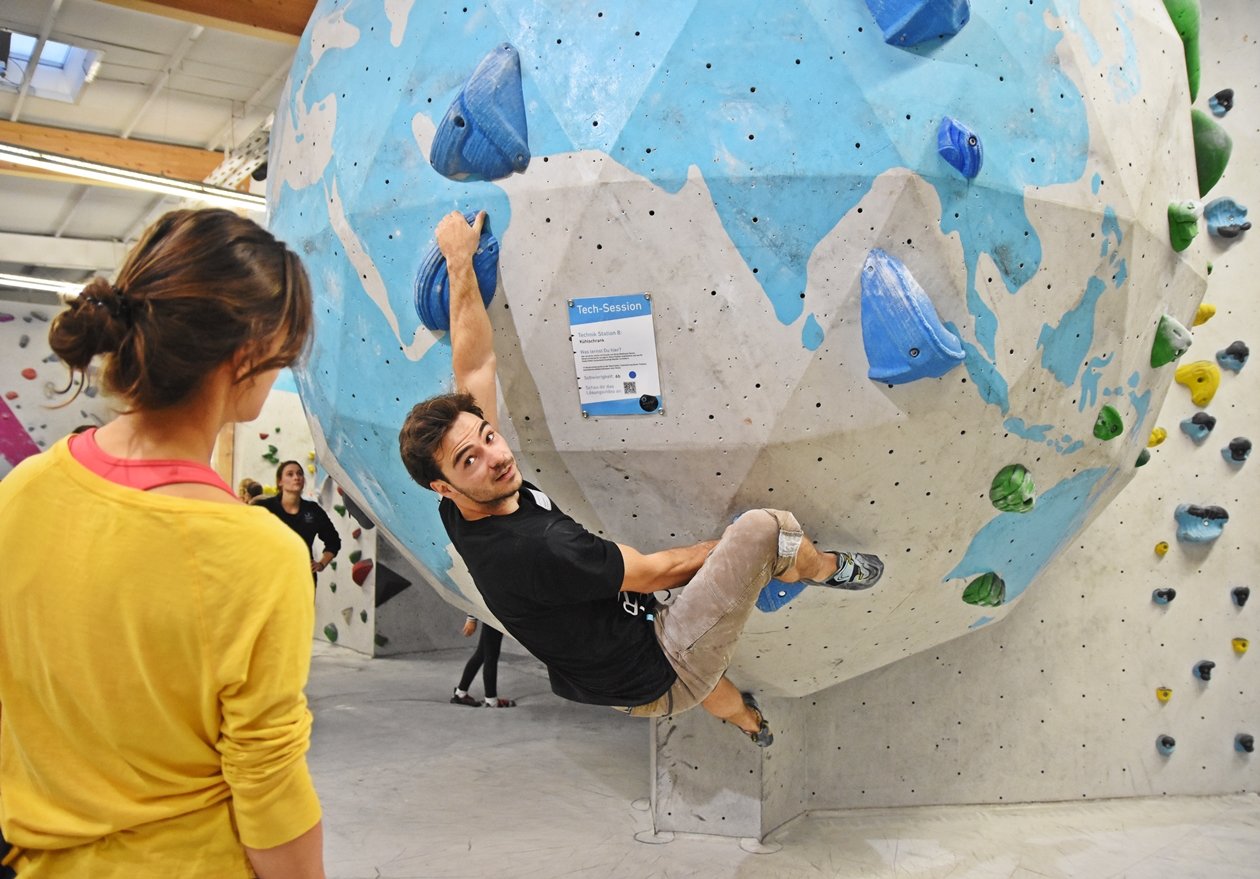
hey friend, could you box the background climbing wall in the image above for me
[234,377,380,655]
[0,298,114,475]
[269,0,1212,700]
[655,0,1260,835]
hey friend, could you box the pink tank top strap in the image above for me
[69,428,235,496]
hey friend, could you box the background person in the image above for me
[0,209,325,877]
[256,460,341,577]
[452,615,516,708]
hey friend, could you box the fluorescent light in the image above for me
[0,272,83,295]
[0,142,266,212]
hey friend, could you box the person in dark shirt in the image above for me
[257,460,341,576]
[399,212,883,747]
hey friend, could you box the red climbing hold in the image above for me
[4,391,16,400]
[351,559,374,586]
[259,432,269,439]
[352,528,362,539]
[20,368,36,380]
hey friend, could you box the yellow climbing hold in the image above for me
[1156,687,1172,703]
[1194,303,1216,325]
[1155,541,1169,557]
[1174,360,1221,406]
[307,464,316,474]
[1148,427,1167,447]
[1234,638,1249,655]
[308,449,317,460]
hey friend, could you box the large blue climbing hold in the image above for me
[756,579,808,613]
[1174,503,1229,543]
[430,43,530,182]
[937,116,983,179]
[1203,197,1250,239]
[860,249,965,385]
[414,213,499,332]
[864,0,971,47]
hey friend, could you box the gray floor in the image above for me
[309,643,1260,879]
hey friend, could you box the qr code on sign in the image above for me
[623,381,637,394]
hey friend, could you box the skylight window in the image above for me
[1,29,102,104]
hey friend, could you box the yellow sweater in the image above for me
[0,439,321,876]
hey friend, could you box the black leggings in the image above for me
[458,625,504,698]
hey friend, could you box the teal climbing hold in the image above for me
[860,249,965,385]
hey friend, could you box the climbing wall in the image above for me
[656,0,1260,838]
[0,296,114,476]
[270,0,1209,699]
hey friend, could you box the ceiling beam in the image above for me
[0,120,223,184]
[0,232,128,274]
[94,0,316,42]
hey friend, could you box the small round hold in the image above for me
[1157,734,1176,755]
[1222,437,1252,464]
[1195,660,1216,681]
[1154,541,1169,557]
[1152,588,1176,605]
[1232,637,1249,655]
[1208,88,1234,117]
[1237,734,1255,753]
[1234,586,1251,607]
[1156,686,1172,703]
[1135,448,1151,468]
[639,395,659,413]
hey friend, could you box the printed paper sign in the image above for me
[568,294,663,416]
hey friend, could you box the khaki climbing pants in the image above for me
[623,508,803,718]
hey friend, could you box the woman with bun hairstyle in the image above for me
[0,209,325,878]
[256,460,340,579]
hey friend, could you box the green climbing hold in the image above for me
[1167,201,1199,252]
[323,623,339,642]
[1191,109,1231,197]
[1151,314,1192,367]
[1136,448,1151,467]
[1162,0,1200,100]
[334,504,347,517]
[348,549,362,564]
[963,573,1005,607]
[360,610,368,623]
[374,633,389,647]
[989,464,1036,513]
[1094,405,1124,441]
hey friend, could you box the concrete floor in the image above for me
[309,643,1260,879]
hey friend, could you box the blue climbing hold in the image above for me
[1156,734,1176,756]
[1174,503,1229,543]
[1216,341,1249,373]
[860,249,965,385]
[1204,197,1250,239]
[863,0,970,47]
[937,116,983,179]
[1179,411,1216,442]
[1208,88,1233,117]
[429,43,530,182]
[414,212,499,331]
[756,578,807,613]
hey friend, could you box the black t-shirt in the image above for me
[440,482,676,706]
[257,496,342,558]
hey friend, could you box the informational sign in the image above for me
[567,293,663,417]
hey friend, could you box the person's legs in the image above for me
[454,637,486,703]
[645,510,841,722]
[479,626,503,698]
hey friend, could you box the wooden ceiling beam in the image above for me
[95,0,316,43]
[0,120,223,185]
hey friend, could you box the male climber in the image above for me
[398,211,884,746]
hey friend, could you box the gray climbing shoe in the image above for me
[741,692,774,748]
[814,551,884,590]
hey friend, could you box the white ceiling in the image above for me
[0,0,307,298]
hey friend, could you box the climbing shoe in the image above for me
[741,692,774,748]
[813,551,884,590]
